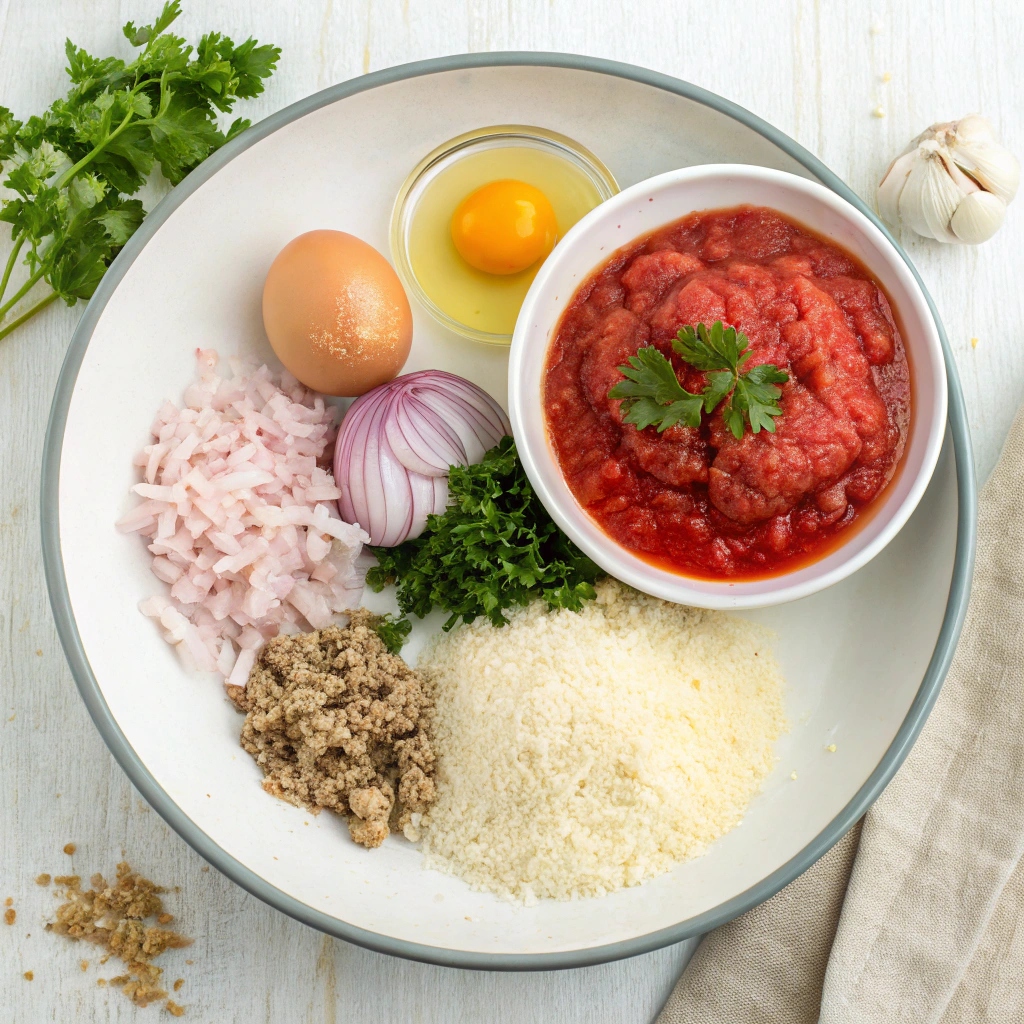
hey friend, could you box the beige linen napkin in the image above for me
[657,403,1024,1024]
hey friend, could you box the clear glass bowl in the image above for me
[390,125,618,345]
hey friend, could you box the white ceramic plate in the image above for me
[43,55,975,969]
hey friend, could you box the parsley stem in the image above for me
[53,100,140,193]
[0,231,26,308]
[0,290,58,343]
[0,264,46,321]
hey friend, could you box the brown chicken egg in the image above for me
[262,230,413,396]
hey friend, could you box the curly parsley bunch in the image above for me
[368,436,602,643]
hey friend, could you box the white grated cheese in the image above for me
[417,578,786,902]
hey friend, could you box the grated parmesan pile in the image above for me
[116,349,368,685]
[416,578,786,902]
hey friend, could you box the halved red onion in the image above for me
[334,371,511,546]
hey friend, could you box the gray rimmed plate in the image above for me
[42,54,976,970]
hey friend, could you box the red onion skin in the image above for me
[334,370,510,547]
[386,392,464,476]
[337,385,384,529]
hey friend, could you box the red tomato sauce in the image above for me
[542,205,911,580]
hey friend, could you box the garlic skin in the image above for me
[877,115,1018,244]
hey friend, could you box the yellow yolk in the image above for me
[450,179,558,275]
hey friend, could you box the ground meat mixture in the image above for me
[228,612,436,849]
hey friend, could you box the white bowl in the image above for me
[510,165,948,609]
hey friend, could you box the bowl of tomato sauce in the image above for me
[509,165,947,609]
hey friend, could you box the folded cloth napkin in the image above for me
[657,402,1024,1024]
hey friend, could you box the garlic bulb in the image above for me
[877,115,1019,244]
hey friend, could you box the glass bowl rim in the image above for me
[389,123,620,345]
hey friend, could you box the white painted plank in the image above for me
[2,0,1020,1020]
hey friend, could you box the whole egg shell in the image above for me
[262,230,413,396]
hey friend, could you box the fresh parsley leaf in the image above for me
[0,106,21,161]
[45,217,113,299]
[64,40,128,93]
[230,40,286,97]
[0,3,281,343]
[607,346,704,432]
[673,322,788,439]
[731,363,789,436]
[95,198,146,245]
[371,613,413,655]
[700,369,735,415]
[367,436,602,633]
[223,117,252,143]
[673,320,749,373]
[123,1,183,47]
[606,321,790,439]
[149,89,221,184]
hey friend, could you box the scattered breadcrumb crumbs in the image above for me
[167,1001,185,1017]
[971,336,979,349]
[36,874,51,886]
[185,960,193,966]
[173,978,184,992]
[157,913,173,925]
[229,613,436,849]
[97,978,107,987]
[791,771,799,780]
[827,744,837,753]
[4,908,15,925]
[80,959,89,971]
[63,843,76,855]
[24,971,33,981]
[45,862,191,1012]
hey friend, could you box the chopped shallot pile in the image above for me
[116,349,369,685]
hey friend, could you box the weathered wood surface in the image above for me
[1,0,1021,1020]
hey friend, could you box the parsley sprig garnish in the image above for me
[0,2,280,342]
[604,346,705,432]
[608,321,789,440]
[367,436,601,645]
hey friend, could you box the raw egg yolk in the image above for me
[450,179,558,275]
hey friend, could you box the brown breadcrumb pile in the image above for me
[44,863,191,1012]
[228,612,436,848]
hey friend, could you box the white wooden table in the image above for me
[2,1,1021,1020]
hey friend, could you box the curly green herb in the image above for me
[367,436,601,645]
[370,613,413,656]
[0,2,280,342]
